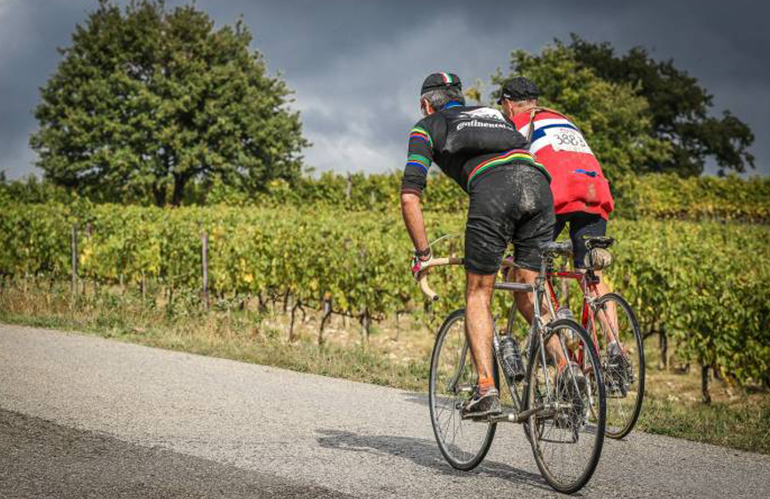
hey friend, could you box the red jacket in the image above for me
[510,109,614,219]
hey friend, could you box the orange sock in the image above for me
[478,376,495,395]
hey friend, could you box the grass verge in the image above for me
[1,283,768,454]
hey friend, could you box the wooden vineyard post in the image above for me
[701,364,712,404]
[289,300,301,342]
[71,224,78,297]
[318,293,332,346]
[394,311,401,342]
[361,307,371,344]
[81,223,91,297]
[201,231,209,311]
[659,323,668,370]
[346,173,352,200]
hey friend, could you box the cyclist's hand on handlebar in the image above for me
[410,248,433,280]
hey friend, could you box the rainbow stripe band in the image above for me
[466,149,551,188]
[406,154,431,172]
[409,127,433,147]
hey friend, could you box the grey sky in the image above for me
[1,0,768,180]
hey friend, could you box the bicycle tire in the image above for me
[428,309,498,471]
[594,292,645,439]
[524,318,606,494]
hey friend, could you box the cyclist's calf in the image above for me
[465,271,497,382]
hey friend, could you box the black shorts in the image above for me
[465,163,555,275]
[553,212,607,269]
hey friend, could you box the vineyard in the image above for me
[3,172,770,223]
[1,202,769,393]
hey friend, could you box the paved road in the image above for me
[1,324,769,498]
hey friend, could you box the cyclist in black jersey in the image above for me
[401,73,560,418]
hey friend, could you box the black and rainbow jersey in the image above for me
[401,103,549,196]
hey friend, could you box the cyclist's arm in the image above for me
[401,122,435,254]
[401,192,429,253]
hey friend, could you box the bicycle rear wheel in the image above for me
[429,309,498,471]
[525,318,605,494]
[593,292,645,439]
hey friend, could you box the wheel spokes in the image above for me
[528,323,605,492]
[594,296,643,437]
[430,312,495,469]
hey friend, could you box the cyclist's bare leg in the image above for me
[512,267,568,370]
[465,271,496,384]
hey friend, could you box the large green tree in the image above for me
[567,35,754,176]
[31,0,308,206]
[491,44,672,181]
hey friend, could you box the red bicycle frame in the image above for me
[545,269,604,367]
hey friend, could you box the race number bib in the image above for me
[544,127,593,154]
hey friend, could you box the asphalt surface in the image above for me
[1,324,769,498]
[0,408,350,498]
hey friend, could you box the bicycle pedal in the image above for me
[456,384,475,393]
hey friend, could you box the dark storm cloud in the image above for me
[0,0,96,178]
[1,0,768,180]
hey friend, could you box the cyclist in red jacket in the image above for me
[498,77,623,365]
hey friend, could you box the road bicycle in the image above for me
[418,240,606,494]
[544,236,644,439]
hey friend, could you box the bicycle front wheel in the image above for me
[593,292,645,439]
[525,318,606,494]
[429,309,497,471]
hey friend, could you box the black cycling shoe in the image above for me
[555,363,587,430]
[606,341,633,396]
[461,388,502,419]
[607,341,622,363]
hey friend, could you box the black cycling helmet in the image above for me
[497,76,540,104]
[421,72,462,95]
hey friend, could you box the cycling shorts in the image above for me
[464,163,555,275]
[553,212,607,269]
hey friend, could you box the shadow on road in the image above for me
[401,392,429,407]
[316,429,555,493]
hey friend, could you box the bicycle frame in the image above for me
[493,255,595,424]
[546,266,618,367]
[493,263,553,420]
[420,254,582,424]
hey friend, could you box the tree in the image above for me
[492,44,672,181]
[31,0,308,206]
[567,35,754,176]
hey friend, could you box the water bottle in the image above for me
[556,307,580,349]
[556,306,574,320]
[499,335,525,382]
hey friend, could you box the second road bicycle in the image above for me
[544,236,645,439]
